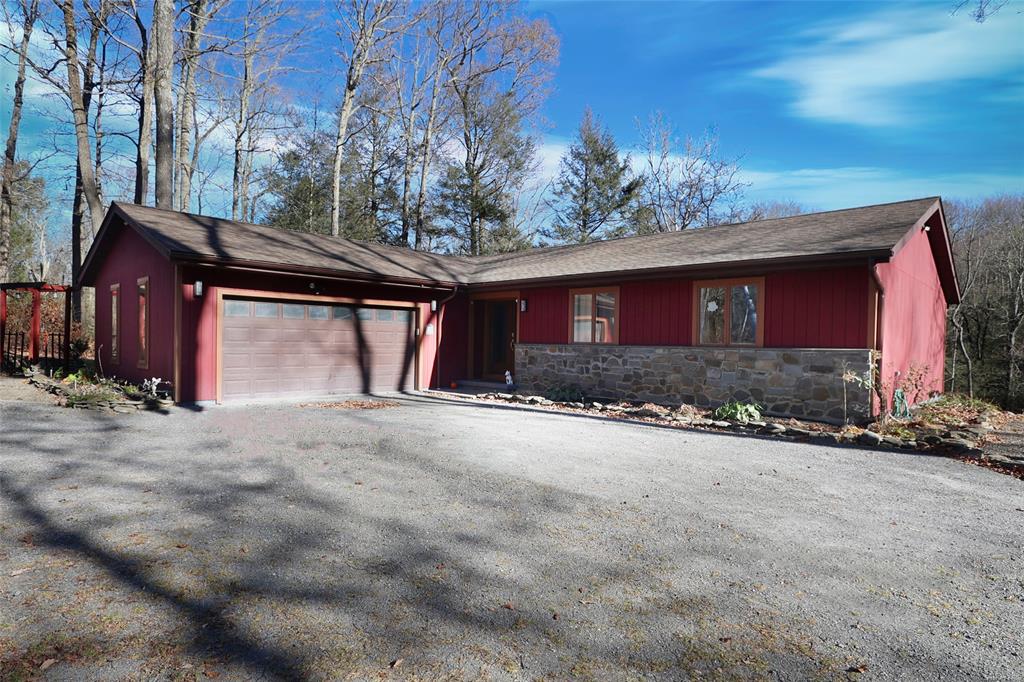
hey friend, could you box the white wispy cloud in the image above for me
[740,165,1023,208]
[753,7,1024,127]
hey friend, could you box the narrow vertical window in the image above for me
[110,284,120,364]
[137,277,149,369]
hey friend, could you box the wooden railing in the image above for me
[2,330,26,365]
[1,331,64,364]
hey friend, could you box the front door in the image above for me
[481,299,516,381]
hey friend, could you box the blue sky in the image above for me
[2,0,1021,226]
[525,0,1024,209]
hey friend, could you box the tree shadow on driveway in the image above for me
[2,399,979,680]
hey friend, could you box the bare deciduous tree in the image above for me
[0,0,41,284]
[636,112,748,232]
[330,0,402,236]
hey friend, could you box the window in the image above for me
[282,303,305,319]
[376,309,393,322]
[569,287,619,344]
[254,302,279,318]
[394,309,411,323]
[356,308,374,321]
[332,306,353,320]
[308,305,329,320]
[137,277,149,369]
[224,300,251,317]
[110,284,120,364]
[693,278,764,347]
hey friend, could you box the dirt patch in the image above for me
[299,399,400,410]
[0,375,54,404]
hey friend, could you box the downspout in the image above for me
[868,257,886,417]
[433,285,460,390]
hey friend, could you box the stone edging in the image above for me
[28,375,173,413]
[430,391,1022,475]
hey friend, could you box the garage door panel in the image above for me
[221,297,415,401]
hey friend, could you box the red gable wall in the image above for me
[91,223,175,385]
[875,224,948,406]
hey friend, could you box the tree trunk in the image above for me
[331,85,359,236]
[176,0,211,211]
[153,0,174,209]
[0,0,39,284]
[413,70,442,251]
[61,0,104,320]
[231,55,253,221]
[133,35,153,204]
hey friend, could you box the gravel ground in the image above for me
[1,393,1021,681]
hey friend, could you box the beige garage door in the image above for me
[220,298,415,401]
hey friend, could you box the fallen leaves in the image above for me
[299,400,400,410]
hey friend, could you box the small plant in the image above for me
[713,400,762,424]
[68,336,90,362]
[545,384,586,403]
[842,361,874,424]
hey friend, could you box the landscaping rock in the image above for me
[589,402,604,411]
[942,437,976,451]
[762,423,786,435]
[859,431,884,446]
[632,408,668,418]
[787,427,812,437]
[711,420,730,428]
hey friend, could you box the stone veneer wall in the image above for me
[515,344,873,423]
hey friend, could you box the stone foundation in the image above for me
[514,344,873,423]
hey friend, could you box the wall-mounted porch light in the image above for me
[194,280,204,297]
[430,299,438,312]
[520,298,527,313]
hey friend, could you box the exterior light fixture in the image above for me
[520,299,527,312]
[430,299,438,312]
[194,280,204,297]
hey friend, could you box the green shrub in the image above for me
[713,400,763,424]
[544,384,586,403]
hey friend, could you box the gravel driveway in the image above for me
[1,393,1021,681]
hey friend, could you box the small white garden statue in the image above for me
[141,377,163,399]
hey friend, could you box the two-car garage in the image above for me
[219,297,417,401]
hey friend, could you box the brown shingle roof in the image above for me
[92,197,941,288]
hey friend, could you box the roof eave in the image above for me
[465,249,894,290]
[172,254,463,289]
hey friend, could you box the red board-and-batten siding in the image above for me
[875,220,948,398]
[517,266,870,348]
[92,223,175,384]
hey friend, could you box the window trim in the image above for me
[691,277,765,347]
[137,276,150,369]
[109,283,120,365]
[568,286,620,345]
